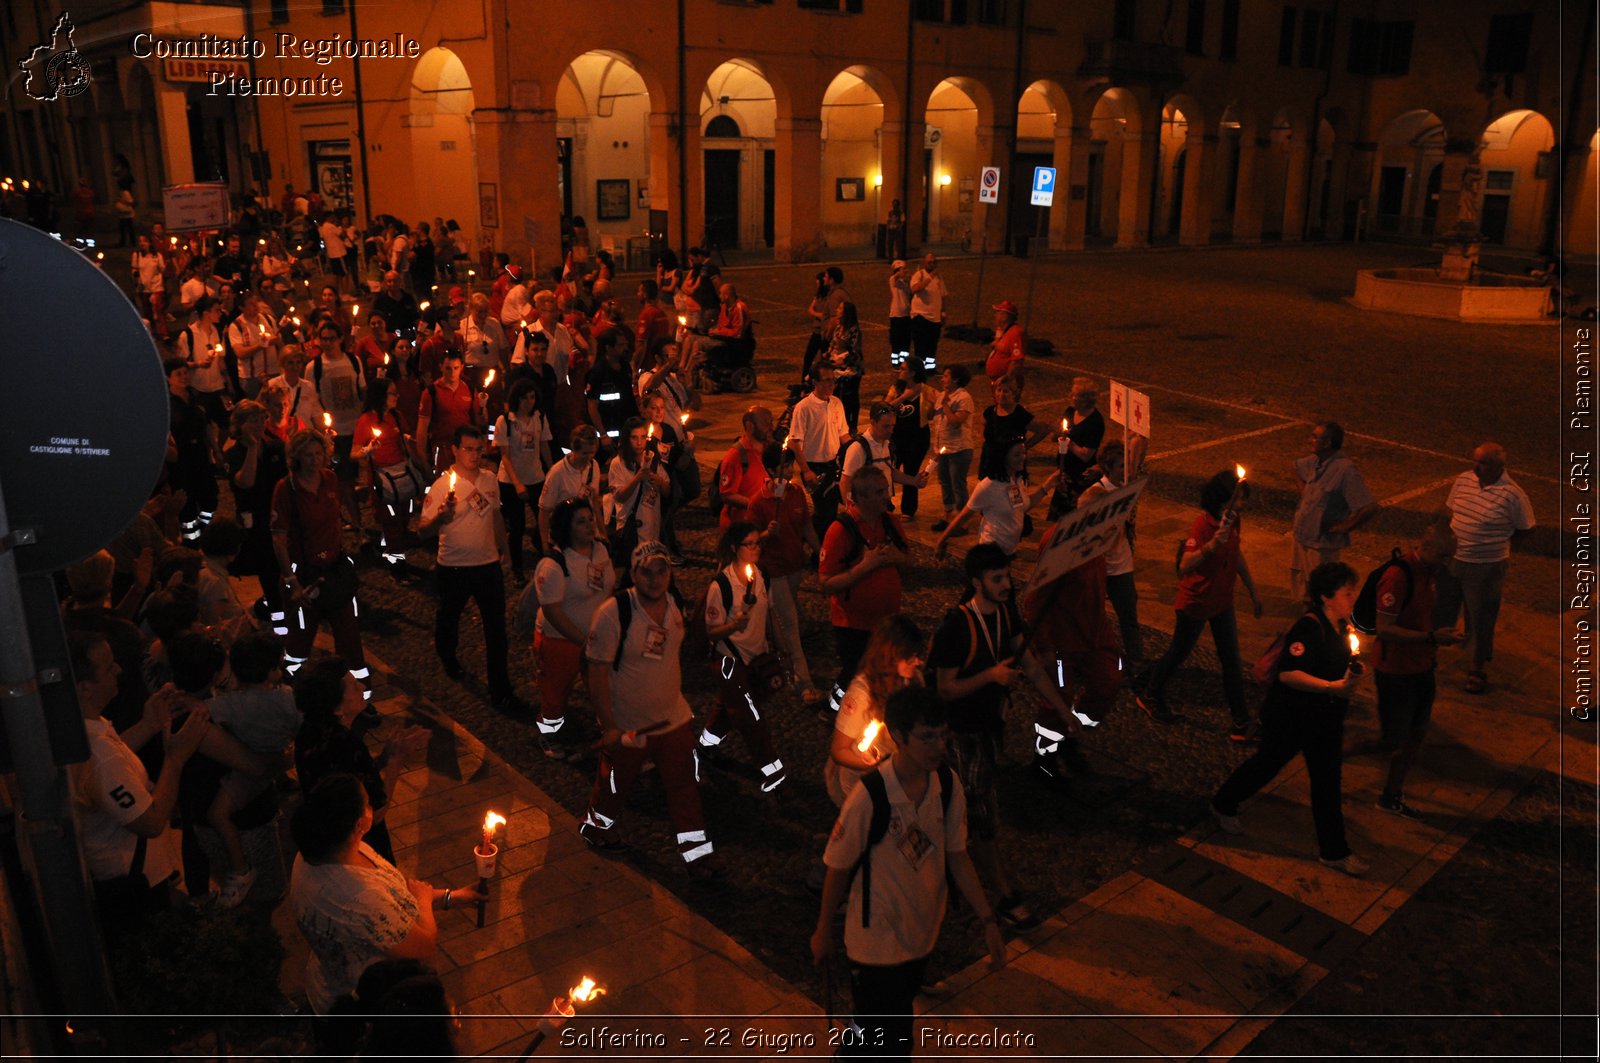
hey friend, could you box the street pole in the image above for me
[1021,205,1045,335]
[969,218,989,326]
[0,482,115,1044]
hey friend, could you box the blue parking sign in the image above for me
[1031,166,1056,207]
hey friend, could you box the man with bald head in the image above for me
[1437,442,1534,694]
[373,269,420,335]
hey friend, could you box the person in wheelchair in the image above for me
[687,282,758,394]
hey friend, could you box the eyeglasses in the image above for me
[738,539,761,549]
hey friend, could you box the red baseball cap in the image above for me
[992,299,1019,316]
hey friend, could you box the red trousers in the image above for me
[534,631,583,727]
[583,722,712,863]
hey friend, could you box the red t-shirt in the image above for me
[1375,552,1436,675]
[355,411,407,467]
[819,507,904,630]
[1173,511,1242,619]
[747,481,811,578]
[420,379,476,448]
[270,469,343,569]
[985,325,1025,382]
[1024,541,1114,656]
[418,332,461,382]
[717,440,769,529]
[637,305,672,352]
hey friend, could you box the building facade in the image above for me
[4,1,1594,268]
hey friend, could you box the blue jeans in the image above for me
[937,449,972,513]
[1146,607,1247,722]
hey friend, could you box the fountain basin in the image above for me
[1352,268,1553,324]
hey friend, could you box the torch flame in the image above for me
[679,413,690,425]
[744,563,755,580]
[857,720,882,753]
[372,427,382,439]
[1235,464,1247,481]
[1061,418,1069,432]
[483,810,507,835]
[1348,632,1361,655]
[383,352,390,365]
[483,369,496,388]
[569,976,605,1004]
[677,315,687,326]
[322,412,333,429]
[448,469,458,492]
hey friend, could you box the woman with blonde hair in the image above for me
[824,614,926,807]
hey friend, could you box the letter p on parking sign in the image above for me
[1031,166,1056,207]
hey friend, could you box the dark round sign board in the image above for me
[0,220,169,574]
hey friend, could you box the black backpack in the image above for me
[827,435,894,498]
[828,511,909,598]
[1352,548,1413,635]
[608,584,687,670]
[850,764,954,927]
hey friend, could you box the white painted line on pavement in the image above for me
[1148,422,1304,462]
[1377,475,1459,508]
[1028,357,1304,423]
[1347,431,1561,485]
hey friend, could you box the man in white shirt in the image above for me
[459,292,508,384]
[179,296,231,426]
[581,541,719,878]
[268,349,324,428]
[227,294,279,396]
[787,364,852,537]
[841,402,927,507]
[500,269,533,327]
[1437,441,1535,694]
[72,630,208,932]
[420,425,522,713]
[909,252,948,374]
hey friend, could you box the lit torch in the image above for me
[447,468,458,502]
[1347,630,1365,677]
[1058,417,1071,455]
[743,563,757,605]
[857,719,882,756]
[475,810,506,928]
[528,975,607,1052]
[322,412,334,435]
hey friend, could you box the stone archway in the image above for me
[700,59,778,251]
[922,78,991,247]
[409,48,478,255]
[1473,109,1555,248]
[557,51,664,266]
[1373,109,1446,237]
[820,67,890,251]
[1015,79,1073,253]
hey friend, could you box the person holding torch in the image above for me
[696,521,786,793]
[1137,467,1263,737]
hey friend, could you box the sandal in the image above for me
[996,894,1042,931]
[1465,670,1488,695]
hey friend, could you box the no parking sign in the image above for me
[979,166,1000,204]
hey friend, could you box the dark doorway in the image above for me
[1168,148,1187,235]
[1376,165,1407,231]
[1085,150,1105,237]
[704,150,740,250]
[921,148,933,243]
[762,149,775,248]
[557,138,573,222]
[1010,152,1053,253]
[1480,191,1511,244]
[1422,163,1441,229]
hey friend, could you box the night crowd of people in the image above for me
[48,184,1535,1058]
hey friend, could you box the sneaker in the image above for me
[996,894,1042,932]
[1136,688,1178,724]
[1319,853,1369,877]
[1210,803,1244,835]
[579,825,626,853]
[215,867,258,909]
[1228,720,1259,743]
[930,519,950,532]
[1377,795,1422,820]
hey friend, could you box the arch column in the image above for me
[878,119,906,246]
[1179,132,1215,246]
[774,114,823,261]
[1115,128,1158,247]
[478,106,562,271]
[1281,138,1311,240]
[155,85,195,185]
[901,120,927,254]
[1052,125,1086,250]
[1232,136,1266,242]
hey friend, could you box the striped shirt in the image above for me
[1447,471,1534,563]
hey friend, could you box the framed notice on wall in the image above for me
[836,177,865,202]
[597,179,631,221]
[479,183,498,229]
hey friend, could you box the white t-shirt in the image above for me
[968,475,1029,554]
[607,455,664,545]
[271,375,325,426]
[495,410,551,487]
[584,590,693,733]
[822,763,966,965]
[181,322,227,393]
[534,543,615,640]
[704,562,769,663]
[1447,471,1535,564]
[540,456,601,514]
[314,352,365,436]
[636,368,692,427]
[178,276,207,310]
[841,435,893,503]
[500,284,532,326]
[535,320,579,383]
[319,219,347,258]
[422,467,502,567]
[133,251,166,293]
[910,269,947,321]
[388,234,409,270]
[788,393,850,464]
[1080,476,1134,576]
[289,843,420,1014]
[209,686,302,754]
[931,388,974,453]
[78,718,183,888]
[825,675,900,808]
[228,312,277,379]
[888,275,911,319]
